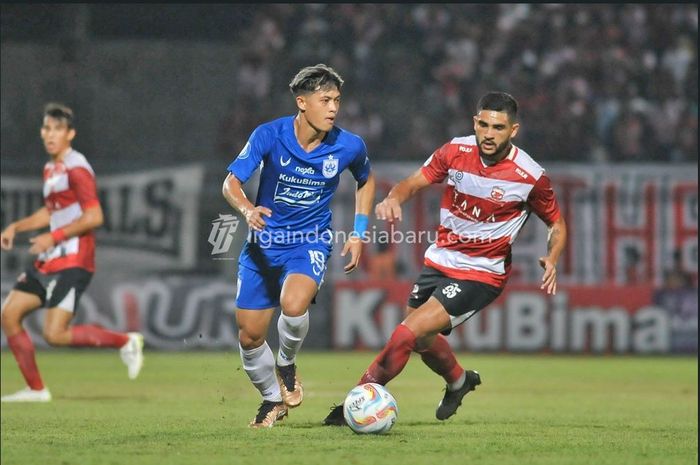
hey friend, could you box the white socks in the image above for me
[276,312,310,367]
[239,342,281,402]
[448,371,467,392]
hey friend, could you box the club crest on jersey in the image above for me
[322,155,338,178]
[490,186,505,201]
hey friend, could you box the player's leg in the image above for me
[425,279,502,420]
[274,245,328,408]
[235,261,287,428]
[1,272,51,402]
[405,267,466,391]
[40,268,144,379]
[359,297,452,386]
[237,308,288,427]
[275,273,316,408]
[323,297,450,425]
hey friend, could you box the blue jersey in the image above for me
[228,115,371,247]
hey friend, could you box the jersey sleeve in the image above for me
[420,142,452,184]
[227,125,273,184]
[348,138,371,186]
[68,167,100,209]
[526,173,561,226]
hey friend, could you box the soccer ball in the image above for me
[343,383,398,434]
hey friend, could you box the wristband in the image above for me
[351,214,369,239]
[50,228,67,244]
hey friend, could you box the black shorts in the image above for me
[13,266,92,313]
[407,266,502,334]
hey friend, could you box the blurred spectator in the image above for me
[210,4,697,163]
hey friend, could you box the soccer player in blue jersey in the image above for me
[222,64,375,428]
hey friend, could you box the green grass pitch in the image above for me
[1,350,697,465]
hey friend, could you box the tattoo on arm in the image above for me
[547,227,561,254]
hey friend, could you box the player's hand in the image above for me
[538,256,557,295]
[29,233,55,255]
[341,235,363,274]
[244,206,272,232]
[375,197,402,222]
[1,224,16,251]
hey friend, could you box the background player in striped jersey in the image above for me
[324,92,567,424]
[0,103,144,403]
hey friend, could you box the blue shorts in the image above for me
[235,240,332,310]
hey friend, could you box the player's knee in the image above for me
[0,309,21,334]
[43,328,69,346]
[279,295,307,317]
[238,331,266,350]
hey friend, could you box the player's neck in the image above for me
[294,114,326,152]
[49,146,72,163]
[480,143,513,166]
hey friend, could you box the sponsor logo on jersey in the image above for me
[515,167,529,180]
[295,166,315,175]
[280,156,292,166]
[322,155,339,178]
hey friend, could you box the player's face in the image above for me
[296,86,341,133]
[473,110,519,159]
[40,116,75,157]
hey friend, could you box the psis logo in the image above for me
[322,155,339,178]
[208,214,240,255]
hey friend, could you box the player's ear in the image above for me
[472,115,478,131]
[67,128,76,142]
[296,95,306,113]
[510,122,520,139]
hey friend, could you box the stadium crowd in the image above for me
[218,4,698,163]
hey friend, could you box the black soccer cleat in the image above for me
[435,370,481,421]
[322,403,346,426]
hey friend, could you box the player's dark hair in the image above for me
[289,64,344,96]
[43,102,74,129]
[477,92,518,122]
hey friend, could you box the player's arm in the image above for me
[539,215,567,295]
[222,172,270,232]
[0,207,51,250]
[375,168,432,222]
[528,173,567,295]
[342,172,376,273]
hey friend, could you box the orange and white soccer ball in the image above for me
[343,383,399,434]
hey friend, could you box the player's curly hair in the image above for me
[44,102,74,128]
[289,64,344,96]
[477,92,518,122]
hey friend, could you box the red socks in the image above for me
[71,325,129,348]
[359,324,417,385]
[417,334,464,384]
[7,331,44,390]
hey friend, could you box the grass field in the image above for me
[1,350,697,465]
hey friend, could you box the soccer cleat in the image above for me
[119,332,144,380]
[322,403,346,426]
[436,370,481,420]
[249,400,288,428]
[1,386,52,403]
[276,363,303,408]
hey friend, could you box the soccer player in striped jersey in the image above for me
[324,92,567,424]
[0,103,144,403]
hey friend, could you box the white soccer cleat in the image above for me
[1,386,52,403]
[120,332,144,380]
